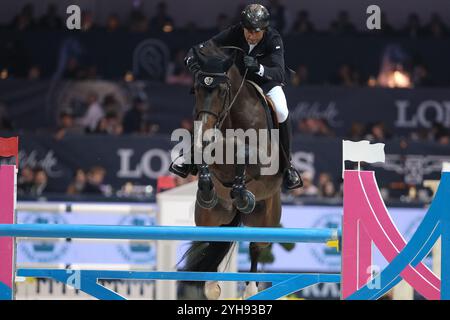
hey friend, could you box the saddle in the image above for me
[246,80,279,130]
[246,80,289,176]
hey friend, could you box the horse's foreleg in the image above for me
[197,164,218,209]
[230,163,255,214]
[243,242,265,299]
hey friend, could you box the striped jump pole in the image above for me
[0,224,339,243]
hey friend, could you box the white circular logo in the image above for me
[204,77,214,86]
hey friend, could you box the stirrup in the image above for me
[169,163,191,179]
[283,167,303,190]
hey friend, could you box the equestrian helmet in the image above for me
[241,4,270,31]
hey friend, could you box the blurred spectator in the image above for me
[412,63,433,87]
[410,127,433,142]
[123,97,147,134]
[1,40,31,78]
[318,173,336,198]
[378,64,411,88]
[215,13,230,32]
[166,49,193,86]
[266,0,287,34]
[347,122,366,141]
[290,10,315,34]
[0,105,14,131]
[425,13,448,38]
[10,3,36,31]
[289,171,318,196]
[83,166,106,194]
[330,64,360,86]
[430,122,449,143]
[377,44,412,88]
[67,169,87,195]
[297,118,334,136]
[140,120,160,135]
[77,92,104,132]
[85,65,98,79]
[128,7,148,33]
[402,13,423,38]
[30,167,48,196]
[438,134,450,145]
[106,13,121,32]
[329,11,356,35]
[63,57,84,79]
[365,122,390,142]
[102,94,122,115]
[150,2,174,32]
[17,166,34,195]
[95,111,123,135]
[54,108,83,140]
[291,64,309,86]
[81,11,97,32]
[39,3,62,30]
[27,66,41,79]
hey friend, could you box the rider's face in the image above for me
[243,28,265,45]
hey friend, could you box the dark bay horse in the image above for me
[179,42,284,299]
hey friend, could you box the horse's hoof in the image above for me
[243,282,258,299]
[236,190,255,214]
[204,281,221,300]
[196,190,218,209]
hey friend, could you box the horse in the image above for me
[178,41,285,299]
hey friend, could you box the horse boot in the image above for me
[279,116,303,190]
[230,163,255,214]
[169,144,198,178]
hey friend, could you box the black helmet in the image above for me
[241,4,270,31]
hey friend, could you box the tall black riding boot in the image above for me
[169,144,198,178]
[278,116,303,190]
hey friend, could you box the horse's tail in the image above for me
[177,213,241,299]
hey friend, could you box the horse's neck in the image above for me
[226,65,262,126]
[228,65,246,96]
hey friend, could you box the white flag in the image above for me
[342,140,385,175]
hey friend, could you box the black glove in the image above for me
[185,55,200,75]
[244,55,260,73]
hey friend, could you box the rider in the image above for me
[169,3,303,190]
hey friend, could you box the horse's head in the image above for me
[192,42,238,145]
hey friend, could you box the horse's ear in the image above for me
[193,45,206,68]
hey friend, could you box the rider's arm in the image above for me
[258,36,285,83]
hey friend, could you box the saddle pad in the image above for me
[246,80,279,130]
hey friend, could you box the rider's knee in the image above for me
[266,86,288,123]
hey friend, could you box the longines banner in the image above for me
[7,133,450,195]
[1,80,450,136]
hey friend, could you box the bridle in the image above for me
[194,46,248,131]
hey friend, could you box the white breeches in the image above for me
[266,86,289,123]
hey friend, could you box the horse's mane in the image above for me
[195,41,233,73]
[198,41,229,60]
